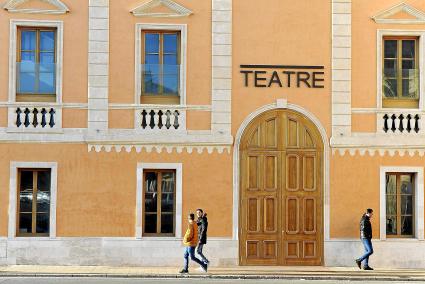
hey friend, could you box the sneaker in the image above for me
[355,259,361,269]
[201,263,208,273]
[179,269,189,274]
[363,266,374,271]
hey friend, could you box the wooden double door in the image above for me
[239,110,323,266]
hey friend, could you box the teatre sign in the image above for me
[240,64,325,88]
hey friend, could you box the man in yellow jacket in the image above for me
[179,213,208,273]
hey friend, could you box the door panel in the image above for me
[240,110,322,266]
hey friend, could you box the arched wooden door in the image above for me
[239,109,323,266]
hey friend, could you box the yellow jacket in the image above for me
[183,220,198,247]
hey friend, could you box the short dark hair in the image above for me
[366,208,373,214]
[196,208,203,213]
[189,213,195,220]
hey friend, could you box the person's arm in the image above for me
[199,220,205,242]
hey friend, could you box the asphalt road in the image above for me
[0,278,414,284]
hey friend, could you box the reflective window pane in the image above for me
[386,195,397,216]
[401,216,413,235]
[163,54,177,65]
[36,191,50,213]
[386,174,396,194]
[145,34,159,53]
[20,171,33,191]
[37,171,51,191]
[402,79,417,98]
[384,40,397,58]
[21,31,36,51]
[40,31,55,51]
[402,40,415,59]
[163,34,178,53]
[20,191,33,212]
[401,195,413,215]
[21,52,36,62]
[144,214,157,234]
[144,172,158,213]
[19,213,32,233]
[383,79,397,98]
[161,214,173,234]
[384,60,397,77]
[39,72,55,94]
[401,175,413,194]
[386,216,397,235]
[36,213,49,234]
[40,52,55,64]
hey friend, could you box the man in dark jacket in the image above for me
[196,208,209,265]
[355,208,374,270]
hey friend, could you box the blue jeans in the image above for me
[357,238,373,267]
[183,246,205,271]
[197,244,209,264]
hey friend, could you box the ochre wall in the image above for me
[351,0,425,108]
[232,0,332,137]
[331,153,425,238]
[0,144,233,237]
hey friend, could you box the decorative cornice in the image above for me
[131,0,192,18]
[3,0,69,14]
[88,144,231,154]
[372,2,425,24]
[332,148,425,157]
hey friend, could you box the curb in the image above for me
[0,273,423,281]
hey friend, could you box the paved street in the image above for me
[0,279,416,284]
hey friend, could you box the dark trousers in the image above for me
[357,238,373,267]
[184,246,205,270]
[197,244,209,264]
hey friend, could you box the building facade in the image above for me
[0,0,424,268]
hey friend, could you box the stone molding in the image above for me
[232,101,330,241]
[131,0,192,18]
[134,23,187,106]
[379,167,424,241]
[135,163,182,239]
[372,2,425,24]
[376,30,425,110]
[3,0,69,14]
[8,20,64,104]
[211,0,232,135]
[8,161,58,239]
[88,0,109,134]
[333,148,425,157]
[332,0,352,138]
[88,144,231,154]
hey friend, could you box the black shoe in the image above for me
[355,259,361,269]
[363,266,374,270]
[201,263,208,273]
[179,269,188,273]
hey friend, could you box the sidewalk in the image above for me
[0,265,424,281]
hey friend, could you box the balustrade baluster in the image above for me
[41,108,47,128]
[398,114,404,132]
[157,110,164,129]
[406,114,412,133]
[32,108,39,128]
[49,108,55,128]
[414,114,420,133]
[141,110,147,129]
[165,110,172,129]
[149,110,156,129]
[173,110,180,129]
[24,108,30,128]
[390,114,396,132]
[16,108,22,127]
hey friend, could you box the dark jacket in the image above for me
[197,214,208,245]
[360,214,372,239]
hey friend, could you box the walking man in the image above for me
[196,209,209,265]
[355,208,374,270]
[180,213,208,274]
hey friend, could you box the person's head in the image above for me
[196,209,204,218]
[366,208,373,218]
[188,213,195,222]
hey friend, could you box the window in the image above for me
[141,31,180,104]
[383,37,419,108]
[17,27,56,102]
[17,169,51,236]
[385,173,415,237]
[143,169,176,236]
